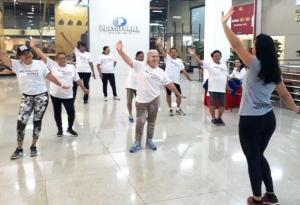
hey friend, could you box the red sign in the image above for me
[231,4,254,35]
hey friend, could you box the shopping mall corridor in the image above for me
[0,75,300,205]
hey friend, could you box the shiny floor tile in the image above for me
[1,75,300,204]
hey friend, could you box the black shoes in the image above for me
[11,147,23,159]
[57,129,63,137]
[67,128,78,136]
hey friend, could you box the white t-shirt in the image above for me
[46,57,79,99]
[229,67,247,82]
[133,60,171,103]
[11,59,50,95]
[126,58,137,90]
[203,61,228,93]
[97,54,116,74]
[73,47,93,73]
[164,55,185,84]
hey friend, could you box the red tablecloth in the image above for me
[203,87,242,110]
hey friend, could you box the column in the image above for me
[253,0,262,37]
[89,0,150,75]
[203,0,232,83]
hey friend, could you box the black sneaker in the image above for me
[217,118,225,126]
[67,128,78,136]
[169,109,174,116]
[30,145,38,157]
[211,119,219,126]
[11,148,23,159]
[57,129,63,137]
[83,100,88,104]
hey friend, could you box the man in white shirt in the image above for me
[189,49,230,126]
[157,37,192,116]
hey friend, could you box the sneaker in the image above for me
[67,128,78,136]
[83,100,88,104]
[261,193,280,205]
[217,118,225,126]
[169,109,174,116]
[247,197,263,205]
[113,96,120,100]
[30,145,38,157]
[130,141,141,153]
[129,115,134,123]
[11,148,23,159]
[146,139,157,150]
[104,97,108,101]
[57,129,63,137]
[176,108,186,116]
[211,118,219,126]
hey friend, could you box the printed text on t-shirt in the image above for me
[214,66,227,72]
[19,69,39,76]
[252,102,272,110]
[145,70,160,81]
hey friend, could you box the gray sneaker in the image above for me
[30,145,38,157]
[176,108,186,116]
[169,109,174,116]
[11,148,23,159]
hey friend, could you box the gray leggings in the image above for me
[135,96,160,142]
[17,92,49,141]
[209,92,225,107]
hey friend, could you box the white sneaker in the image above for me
[114,96,120,100]
[176,108,186,116]
[104,97,107,101]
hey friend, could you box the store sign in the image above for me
[231,4,254,35]
[99,17,140,34]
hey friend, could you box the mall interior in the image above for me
[0,0,300,204]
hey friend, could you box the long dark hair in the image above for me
[102,46,109,54]
[236,58,245,71]
[255,34,281,84]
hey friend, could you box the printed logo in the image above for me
[99,17,140,35]
[113,17,127,27]
[19,45,29,51]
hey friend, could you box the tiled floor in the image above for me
[0,75,300,205]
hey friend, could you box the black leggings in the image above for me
[102,73,117,97]
[50,95,75,130]
[17,92,49,141]
[73,72,91,102]
[239,110,276,197]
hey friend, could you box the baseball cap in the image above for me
[17,45,31,56]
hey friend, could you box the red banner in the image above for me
[231,4,254,35]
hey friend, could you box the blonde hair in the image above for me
[147,49,159,65]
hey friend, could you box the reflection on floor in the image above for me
[0,75,300,205]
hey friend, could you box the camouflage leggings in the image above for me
[135,96,160,142]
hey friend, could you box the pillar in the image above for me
[203,0,232,83]
[253,0,262,37]
[89,0,149,75]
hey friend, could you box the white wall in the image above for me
[89,0,149,75]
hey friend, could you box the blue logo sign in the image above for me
[113,17,127,27]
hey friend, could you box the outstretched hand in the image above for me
[188,48,195,56]
[221,7,234,25]
[156,36,162,45]
[30,39,36,48]
[178,94,187,99]
[116,40,123,52]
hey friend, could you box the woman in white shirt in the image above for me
[228,58,247,82]
[116,40,186,153]
[97,46,120,101]
[0,45,70,159]
[126,51,144,123]
[30,39,89,137]
[61,32,95,104]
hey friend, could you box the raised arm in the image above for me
[60,32,75,50]
[116,40,133,68]
[156,37,167,59]
[221,8,254,67]
[188,48,203,66]
[30,39,47,63]
[0,51,12,68]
